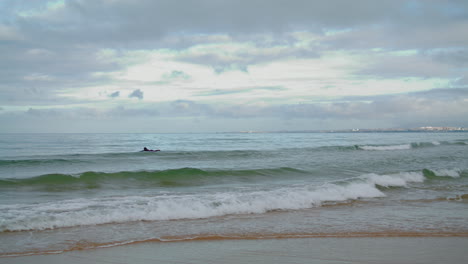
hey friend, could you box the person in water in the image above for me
[143,147,160,152]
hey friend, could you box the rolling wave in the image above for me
[0,167,464,189]
[357,144,412,151]
[0,167,307,188]
[355,140,467,151]
[0,168,465,232]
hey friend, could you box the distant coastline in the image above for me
[237,126,468,134]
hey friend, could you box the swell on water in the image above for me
[0,167,464,189]
[0,167,306,188]
[1,138,465,168]
[0,168,465,232]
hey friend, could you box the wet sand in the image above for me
[2,237,467,264]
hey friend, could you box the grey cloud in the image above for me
[0,86,87,106]
[455,75,468,86]
[2,88,468,133]
[181,54,249,73]
[0,43,121,105]
[161,71,191,82]
[429,48,468,67]
[1,0,466,98]
[169,100,213,116]
[338,88,468,103]
[323,21,468,50]
[163,89,468,123]
[407,87,468,100]
[355,52,456,79]
[5,0,467,47]
[198,86,286,96]
[128,89,144,100]
[176,43,320,72]
[1,0,468,131]
[24,107,100,119]
[109,91,120,98]
[107,105,159,117]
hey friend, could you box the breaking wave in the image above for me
[0,168,464,232]
[358,144,412,151]
[356,140,465,151]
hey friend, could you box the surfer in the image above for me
[143,147,160,152]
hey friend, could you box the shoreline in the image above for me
[2,231,468,258]
[1,237,467,264]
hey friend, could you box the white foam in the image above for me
[361,172,425,187]
[359,144,411,151]
[0,182,386,232]
[431,169,460,178]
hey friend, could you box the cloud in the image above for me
[109,91,120,98]
[128,89,144,100]
[0,24,23,41]
[1,87,468,133]
[107,105,158,117]
[4,0,465,50]
[355,51,456,79]
[23,73,56,81]
[429,48,468,67]
[1,1,467,132]
[198,86,286,96]
[175,37,320,72]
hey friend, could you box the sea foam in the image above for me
[358,144,412,151]
[1,169,463,232]
[361,172,425,187]
[0,182,385,232]
[430,169,460,178]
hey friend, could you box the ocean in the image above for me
[1,132,467,257]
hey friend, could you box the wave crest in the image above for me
[0,181,386,232]
[0,167,307,188]
[1,167,465,232]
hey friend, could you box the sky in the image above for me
[0,0,467,133]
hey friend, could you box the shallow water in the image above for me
[1,132,467,256]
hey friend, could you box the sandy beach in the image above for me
[2,237,467,264]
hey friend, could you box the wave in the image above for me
[0,149,268,168]
[357,144,412,151]
[422,168,463,179]
[0,182,385,232]
[0,167,464,190]
[356,140,465,151]
[1,168,464,232]
[1,139,464,170]
[0,158,87,167]
[360,169,464,188]
[360,172,425,187]
[0,167,307,188]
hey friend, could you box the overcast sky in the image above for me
[1,0,467,133]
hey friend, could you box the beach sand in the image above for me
[2,237,467,264]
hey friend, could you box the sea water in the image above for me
[0,132,467,256]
